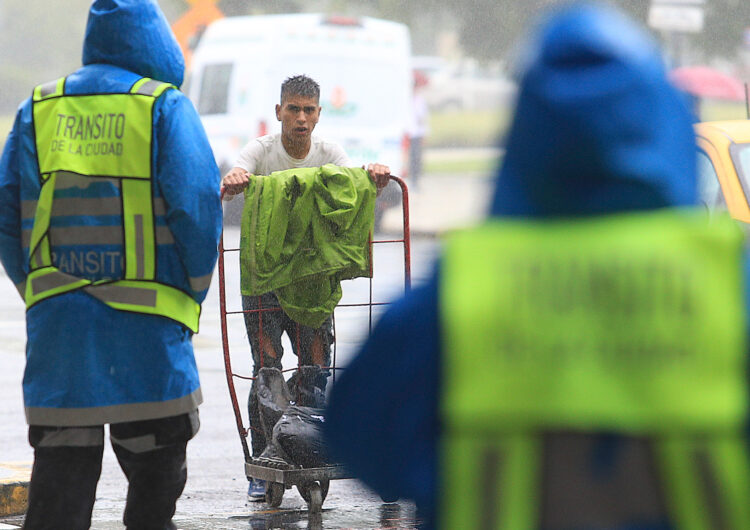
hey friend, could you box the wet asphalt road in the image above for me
[0,226,440,529]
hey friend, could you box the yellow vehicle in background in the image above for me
[695,120,750,222]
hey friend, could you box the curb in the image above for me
[0,463,30,517]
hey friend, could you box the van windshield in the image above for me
[272,57,409,129]
[197,63,233,115]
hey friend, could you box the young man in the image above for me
[222,74,389,501]
[0,1,221,528]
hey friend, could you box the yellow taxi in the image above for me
[695,120,750,222]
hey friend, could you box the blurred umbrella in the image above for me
[669,66,746,101]
[413,69,429,88]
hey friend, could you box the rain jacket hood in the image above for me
[491,2,697,218]
[83,0,184,86]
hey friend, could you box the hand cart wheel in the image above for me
[266,481,285,507]
[297,480,329,512]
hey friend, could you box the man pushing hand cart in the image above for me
[218,163,411,512]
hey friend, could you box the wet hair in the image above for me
[280,75,320,104]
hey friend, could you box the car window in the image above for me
[696,149,726,211]
[730,143,750,198]
[197,63,233,115]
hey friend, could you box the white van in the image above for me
[186,14,413,185]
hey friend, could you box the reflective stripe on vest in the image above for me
[28,76,201,333]
[439,210,749,529]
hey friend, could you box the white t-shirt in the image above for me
[234,133,351,175]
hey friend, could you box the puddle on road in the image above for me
[226,502,420,529]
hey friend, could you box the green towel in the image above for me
[240,164,376,328]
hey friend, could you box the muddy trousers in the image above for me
[242,293,333,457]
[23,411,199,530]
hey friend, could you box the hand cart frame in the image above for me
[217,175,411,512]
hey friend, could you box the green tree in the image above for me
[698,0,750,60]
[403,0,651,61]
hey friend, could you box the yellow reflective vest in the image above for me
[439,210,750,529]
[28,76,201,332]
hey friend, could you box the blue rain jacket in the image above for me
[0,0,222,426]
[324,4,742,529]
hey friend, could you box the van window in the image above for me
[730,143,750,197]
[181,72,191,98]
[197,63,233,115]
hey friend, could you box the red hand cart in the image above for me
[217,176,411,512]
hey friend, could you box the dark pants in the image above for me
[242,293,333,456]
[23,411,199,530]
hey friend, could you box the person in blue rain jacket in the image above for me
[0,1,221,528]
[325,3,750,529]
